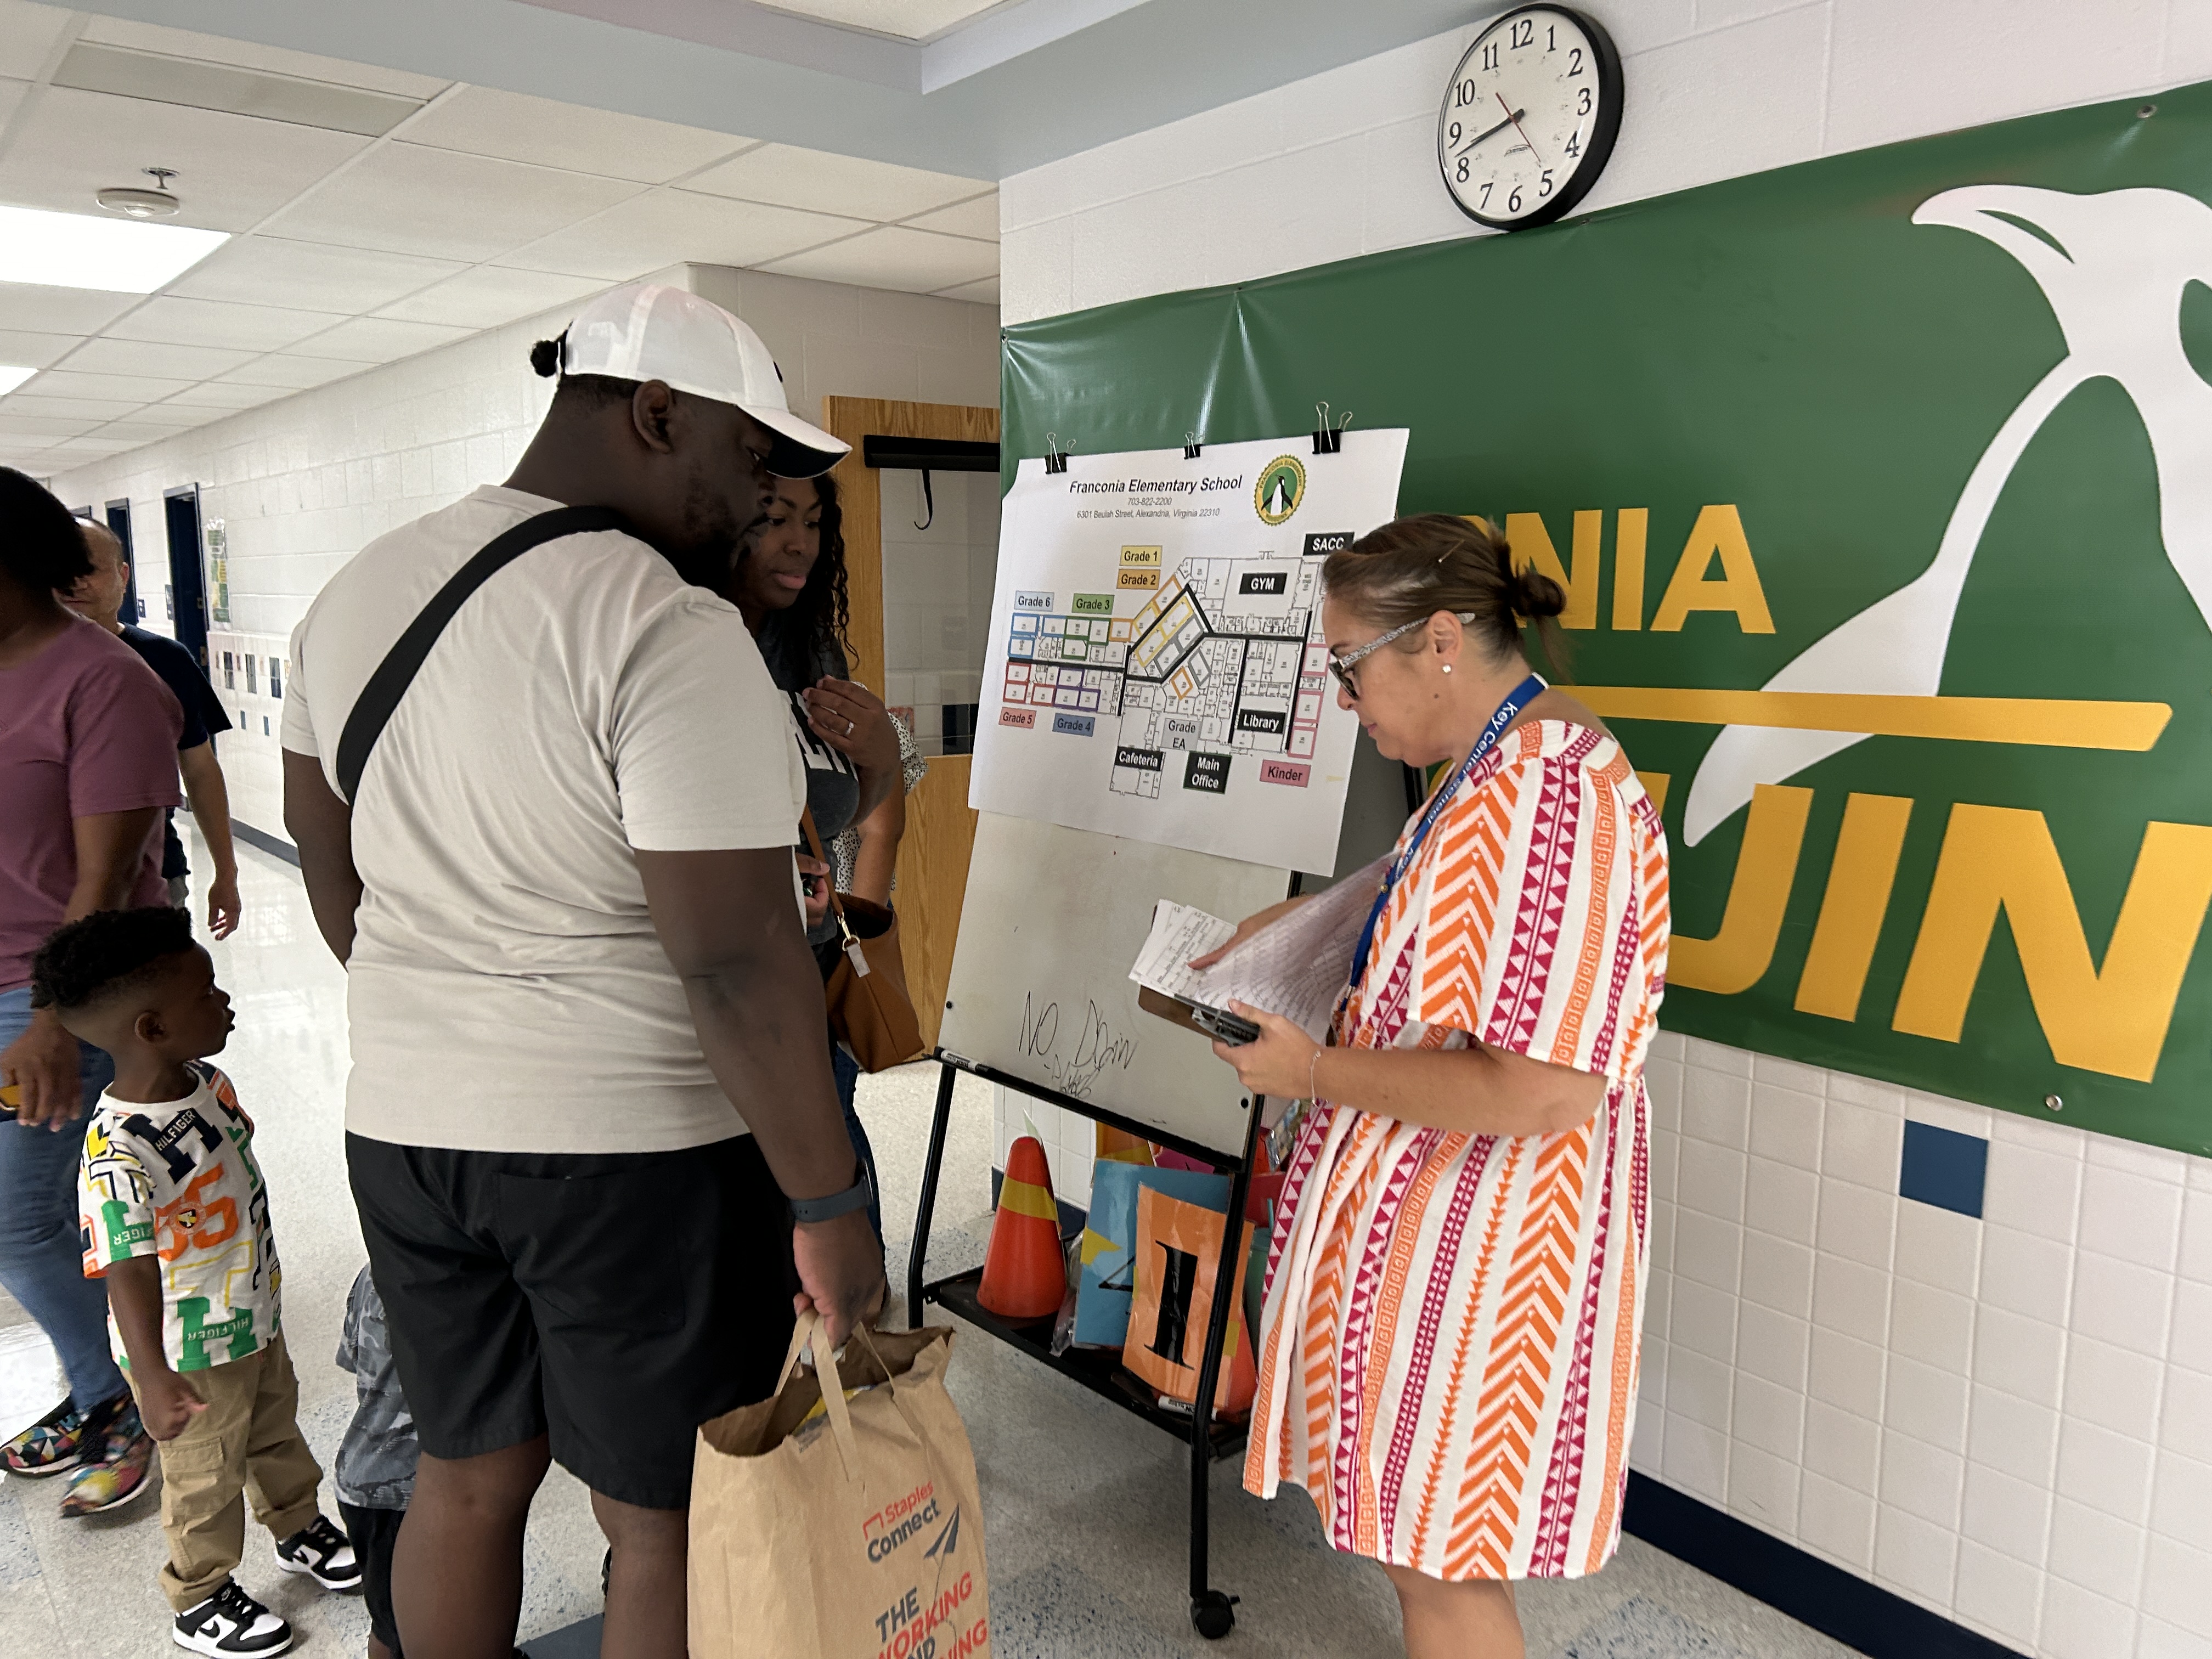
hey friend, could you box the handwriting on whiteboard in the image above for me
[1018,991,1138,1102]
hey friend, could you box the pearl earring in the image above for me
[1441,663,1452,675]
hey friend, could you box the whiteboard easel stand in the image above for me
[906,1047,1270,1642]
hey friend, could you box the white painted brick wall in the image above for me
[992,5,2212,1654]
[44,264,999,837]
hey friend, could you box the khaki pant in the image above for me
[131,1329,324,1611]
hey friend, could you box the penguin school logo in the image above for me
[1254,455,1306,525]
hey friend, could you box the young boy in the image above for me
[335,1264,416,1659]
[30,907,360,1658]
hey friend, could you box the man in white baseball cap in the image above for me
[281,282,880,1659]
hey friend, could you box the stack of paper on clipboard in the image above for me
[1127,855,1386,1044]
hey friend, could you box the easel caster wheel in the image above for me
[1190,1590,1238,1639]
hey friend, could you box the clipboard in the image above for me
[1137,986,1261,1046]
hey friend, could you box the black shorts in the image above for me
[347,1132,798,1510]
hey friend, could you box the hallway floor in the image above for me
[1,832,1859,1659]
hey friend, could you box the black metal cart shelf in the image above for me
[906,1053,1266,1641]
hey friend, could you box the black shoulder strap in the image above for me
[335,504,629,803]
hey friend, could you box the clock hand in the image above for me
[1496,91,1543,162]
[1455,108,1523,154]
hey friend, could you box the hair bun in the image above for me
[528,336,562,378]
[1510,562,1568,619]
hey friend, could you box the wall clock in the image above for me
[1437,4,1624,230]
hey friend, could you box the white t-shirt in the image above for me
[283,485,805,1154]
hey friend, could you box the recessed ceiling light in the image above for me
[0,364,36,396]
[0,204,226,294]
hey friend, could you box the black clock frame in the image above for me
[1438,3,1625,232]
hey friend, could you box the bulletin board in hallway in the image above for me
[1001,81,2212,1158]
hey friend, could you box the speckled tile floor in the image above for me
[0,828,1857,1659]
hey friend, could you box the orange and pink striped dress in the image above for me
[1245,718,1670,1581]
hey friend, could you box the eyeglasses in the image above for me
[1327,613,1479,699]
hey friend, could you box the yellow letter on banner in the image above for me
[1892,808,2212,1081]
[1612,508,1648,631]
[1502,511,1600,630]
[1651,505,1776,633]
[1795,793,1914,1022]
[1668,784,1814,994]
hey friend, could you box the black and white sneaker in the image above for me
[172,1581,292,1656]
[273,1514,363,1592]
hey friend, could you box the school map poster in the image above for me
[970,430,1409,872]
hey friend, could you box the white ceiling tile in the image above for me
[167,236,465,312]
[285,314,474,363]
[57,336,255,378]
[48,434,146,454]
[0,85,370,233]
[260,143,639,264]
[218,353,365,390]
[376,265,606,329]
[764,226,998,294]
[935,275,1000,304]
[0,283,138,335]
[501,190,866,282]
[401,86,748,184]
[75,16,449,99]
[104,295,349,353]
[0,74,26,127]
[23,368,193,402]
[684,143,985,222]
[162,381,285,409]
[904,192,997,241]
[1,393,144,420]
[747,0,1007,40]
[0,2,75,80]
[0,327,89,368]
[100,406,220,431]
[0,411,97,437]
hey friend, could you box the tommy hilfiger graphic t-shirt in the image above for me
[78,1061,281,1372]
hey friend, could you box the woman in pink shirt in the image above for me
[0,467,180,1514]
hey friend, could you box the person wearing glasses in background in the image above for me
[1198,514,1671,1659]
[62,518,242,939]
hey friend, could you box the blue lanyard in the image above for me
[1345,674,1546,991]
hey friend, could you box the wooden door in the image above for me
[822,397,996,1051]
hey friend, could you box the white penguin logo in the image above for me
[1682,184,2212,846]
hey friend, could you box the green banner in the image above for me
[1002,84,2212,1156]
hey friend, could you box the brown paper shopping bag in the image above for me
[689,1315,993,1659]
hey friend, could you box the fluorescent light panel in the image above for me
[0,206,228,294]
[0,364,36,395]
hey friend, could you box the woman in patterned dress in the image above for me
[1204,514,1669,1658]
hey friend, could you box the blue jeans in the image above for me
[831,1042,883,1244]
[0,986,125,1407]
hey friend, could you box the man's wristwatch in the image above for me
[789,1166,872,1224]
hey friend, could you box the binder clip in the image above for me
[1312,403,1353,455]
[1043,432,1071,475]
[1183,430,1203,459]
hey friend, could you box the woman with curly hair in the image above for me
[723,471,926,1240]
[0,466,176,1514]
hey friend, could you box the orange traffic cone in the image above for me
[978,1135,1064,1321]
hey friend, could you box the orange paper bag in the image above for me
[1124,1186,1257,1416]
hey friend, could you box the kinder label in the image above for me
[1260,760,1311,787]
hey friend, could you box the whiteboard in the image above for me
[938,814,1290,1158]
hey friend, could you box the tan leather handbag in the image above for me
[801,811,926,1072]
